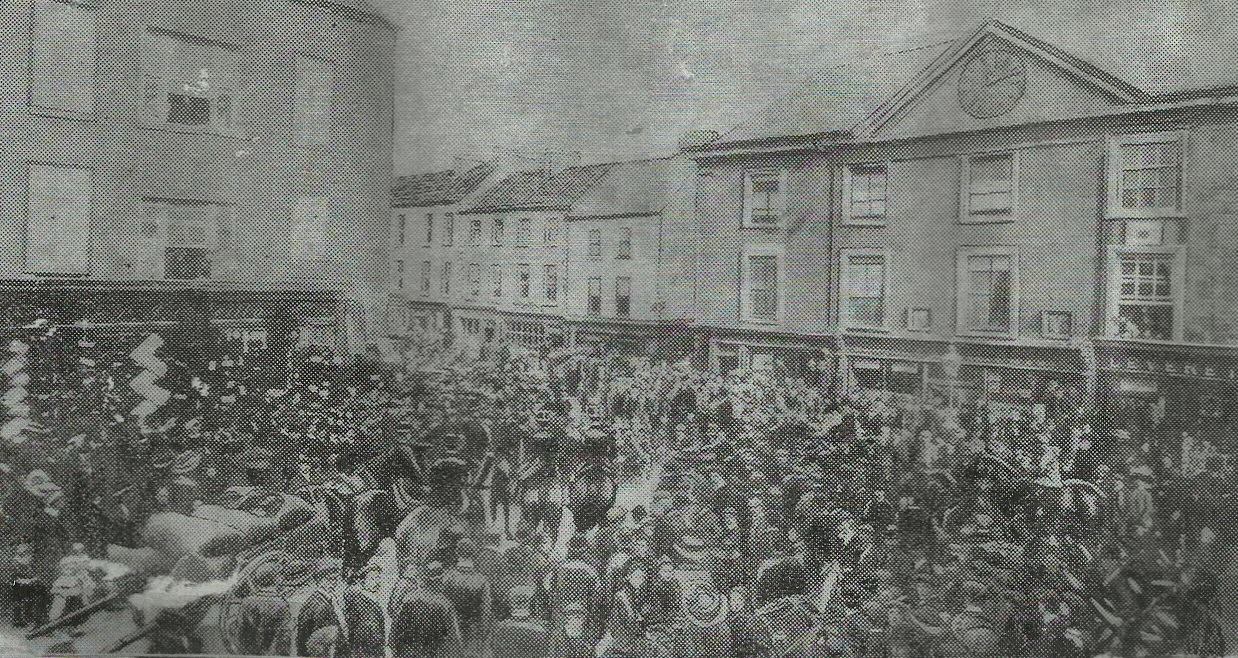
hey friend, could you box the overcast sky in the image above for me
[371,0,1232,173]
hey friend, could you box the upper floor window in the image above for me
[469,218,482,245]
[617,227,632,260]
[291,196,328,264]
[544,264,558,302]
[518,263,531,299]
[25,164,91,276]
[588,229,602,260]
[1108,132,1183,218]
[441,261,452,295]
[741,245,783,323]
[1108,247,1183,341]
[425,213,434,245]
[840,250,887,330]
[492,217,504,246]
[587,277,602,315]
[395,260,405,289]
[962,152,1017,223]
[421,260,431,293]
[468,263,481,297]
[443,213,455,246]
[742,169,785,229]
[30,0,96,116]
[292,54,333,146]
[844,164,887,225]
[141,29,240,133]
[396,214,406,246]
[491,263,502,297]
[957,247,1018,337]
[616,277,632,317]
[517,217,532,247]
[544,218,560,245]
[140,198,228,280]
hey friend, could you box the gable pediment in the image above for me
[866,23,1140,140]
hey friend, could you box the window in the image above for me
[293,55,333,146]
[492,217,504,246]
[141,29,240,133]
[845,164,887,224]
[588,277,602,315]
[962,152,1017,222]
[1109,248,1182,341]
[841,251,887,330]
[143,199,225,280]
[616,277,632,317]
[588,229,602,260]
[1108,132,1183,217]
[544,218,560,245]
[468,263,481,297]
[517,217,532,247]
[957,247,1017,336]
[743,170,785,228]
[469,218,482,245]
[30,0,96,115]
[441,261,452,295]
[491,264,502,297]
[443,213,454,246]
[518,264,531,299]
[544,264,558,302]
[741,245,783,323]
[396,214,406,246]
[421,260,431,293]
[25,164,90,276]
[617,227,632,260]
[291,197,328,262]
[425,213,434,245]
[395,260,405,289]
[907,308,931,332]
[1042,311,1071,339]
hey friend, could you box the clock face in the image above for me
[957,43,1027,119]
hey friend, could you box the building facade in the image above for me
[563,156,699,358]
[3,0,396,358]
[687,21,1238,443]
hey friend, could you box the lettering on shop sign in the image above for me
[1106,355,1238,380]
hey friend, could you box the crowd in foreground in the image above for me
[2,333,1237,657]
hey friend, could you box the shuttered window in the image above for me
[26,164,91,275]
[293,55,333,145]
[30,0,96,115]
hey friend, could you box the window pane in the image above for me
[751,289,777,320]
[969,154,1013,193]
[848,298,884,327]
[750,255,777,288]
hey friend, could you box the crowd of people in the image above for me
[2,329,1237,657]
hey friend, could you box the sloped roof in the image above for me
[462,163,615,215]
[568,156,694,219]
[708,19,1238,150]
[711,40,956,147]
[392,161,496,209]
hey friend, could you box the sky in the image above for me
[370,0,1237,174]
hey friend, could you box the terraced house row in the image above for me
[390,20,1238,441]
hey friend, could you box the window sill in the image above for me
[1104,210,1185,220]
[955,330,1018,341]
[740,224,783,231]
[29,106,97,123]
[843,218,886,227]
[740,317,782,327]
[843,325,891,334]
[959,216,1016,225]
[138,121,247,140]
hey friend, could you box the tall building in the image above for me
[2,0,395,357]
[686,20,1238,441]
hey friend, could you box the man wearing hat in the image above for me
[340,562,388,658]
[670,534,732,658]
[549,535,603,644]
[442,538,494,657]
[493,585,551,658]
[10,541,45,628]
[389,561,463,658]
[1124,465,1157,534]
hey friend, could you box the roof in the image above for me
[568,156,694,219]
[392,161,496,209]
[708,19,1238,150]
[711,40,956,147]
[462,163,616,215]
